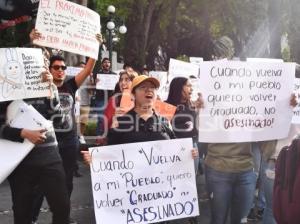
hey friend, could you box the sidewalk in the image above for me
[0,162,95,224]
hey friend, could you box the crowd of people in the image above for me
[0,26,299,224]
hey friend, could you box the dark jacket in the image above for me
[107,109,176,145]
[171,103,198,142]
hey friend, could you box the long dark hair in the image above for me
[114,71,136,107]
[166,77,188,106]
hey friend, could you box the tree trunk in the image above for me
[268,0,282,58]
[288,0,300,63]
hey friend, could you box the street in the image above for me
[0,162,260,224]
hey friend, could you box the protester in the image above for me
[142,65,149,76]
[259,66,300,224]
[269,125,300,224]
[78,61,93,144]
[165,77,203,224]
[105,75,177,145]
[123,63,134,74]
[166,77,203,142]
[29,29,101,224]
[203,36,286,224]
[247,142,266,222]
[203,96,297,224]
[30,54,97,224]
[0,71,70,224]
[102,70,136,132]
[92,58,117,136]
[82,75,198,224]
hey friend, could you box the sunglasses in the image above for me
[51,65,67,71]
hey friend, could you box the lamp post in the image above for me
[106,5,127,64]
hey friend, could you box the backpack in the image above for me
[273,138,300,224]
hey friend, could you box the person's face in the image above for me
[125,66,133,73]
[102,60,111,71]
[50,60,67,84]
[181,80,193,102]
[119,73,132,92]
[133,81,157,108]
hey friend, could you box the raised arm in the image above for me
[74,57,96,87]
[74,33,103,87]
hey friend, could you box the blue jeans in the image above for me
[262,161,276,224]
[205,166,256,224]
[252,143,266,209]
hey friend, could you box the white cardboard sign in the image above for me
[34,0,100,59]
[0,100,53,184]
[0,48,50,102]
[0,139,33,184]
[198,61,295,143]
[149,71,169,101]
[168,58,200,80]
[96,74,119,90]
[292,78,300,124]
[89,138,199,224]
[65,66,82,77]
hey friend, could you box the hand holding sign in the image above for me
[29,28,42,43]
[20,129,47,145]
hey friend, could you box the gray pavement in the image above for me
[0,162,261,224]
[0,162,95,224]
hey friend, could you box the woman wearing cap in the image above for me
[105,75,178,144]
[82,75,198,158]
[82,75,198,223]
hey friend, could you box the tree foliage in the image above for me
[2,0,300,69]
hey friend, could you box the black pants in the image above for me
[32,143,78,222]
[59,142,79,197]
[8,162,70,224]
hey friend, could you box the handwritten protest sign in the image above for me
[96,74,119,90]
[149,71,169,101]
[0,100,53,184]
[168,58,200,80]
[65,66,82,77]
[89,138,199,224]
[198,61,295,143]
[0,48,50,102]
[292,78,300,124]
[34,0,100,59]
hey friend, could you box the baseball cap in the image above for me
[131,75,160,92]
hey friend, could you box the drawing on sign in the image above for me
[0,48,25,99]
[0,48,50,102]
